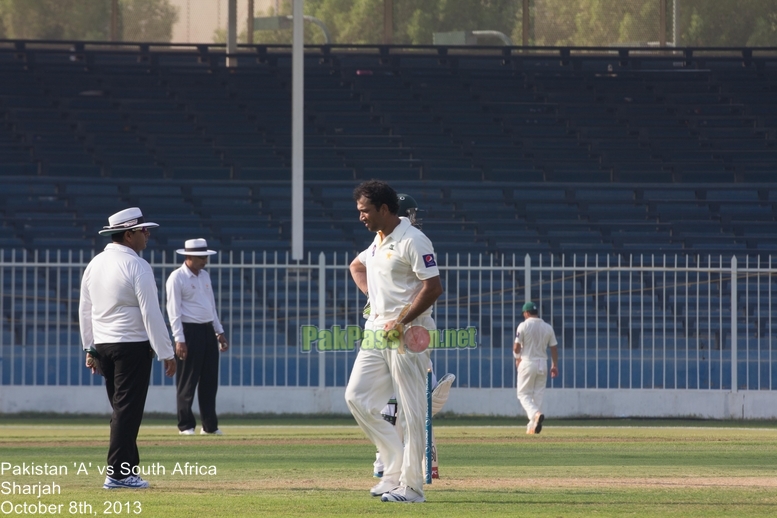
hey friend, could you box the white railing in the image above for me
[1,250,775,391]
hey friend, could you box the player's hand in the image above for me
[383,319,406,353]
[85,353,98,374]
[176,342,188,360]
[515,358,522,369]
[550,366,559,378]
[217,334,229,352]
[383,319,401,332]
[163,358,176,377]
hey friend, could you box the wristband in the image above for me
[513,352,521,359]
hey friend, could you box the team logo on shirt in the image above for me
[423,254,436,267]
[371,244,377,256]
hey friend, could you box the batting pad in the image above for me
[432,373,455,416]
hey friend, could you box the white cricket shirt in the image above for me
[79,243,174,361]
[166,263,224,343]
[358,217,440,325]
[515,317,558,360]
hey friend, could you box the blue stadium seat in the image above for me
[0,45,774,268]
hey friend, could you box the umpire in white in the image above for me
[166,238,228,436]
[79,207,176,489]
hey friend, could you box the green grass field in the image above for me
[1,415,777,517]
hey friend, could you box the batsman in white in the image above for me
[345,180,443,503]
[514,301,559,435]
[369,193,455,480]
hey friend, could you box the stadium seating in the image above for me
[0,48,777,255]
[2,43,777,388]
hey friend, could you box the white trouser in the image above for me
[380,365,436,417]
[516,357,548,420]
[345,316,434,494]
[375,365,438,474]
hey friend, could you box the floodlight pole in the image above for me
[227,0,237,67]
[291,0,304,260]
[522,0,529,46]
[660,0,667,47]
[110,0,119,42]
[247,0,254,44]
[521,0,533,46]
[383,0,393,44]
[672,0,677,46]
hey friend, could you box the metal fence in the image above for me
[2,250,775,391]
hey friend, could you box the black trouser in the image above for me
[95,341,153,481]
[176,322,220,433]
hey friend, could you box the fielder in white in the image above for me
[345,180,443,503]
[514,301,559,435]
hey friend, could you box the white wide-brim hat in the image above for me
[99,207,159,236]
[176,238,217,256]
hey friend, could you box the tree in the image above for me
[196,0,777,47]
[747,13,777,46]
[680,0,777,47]
[520,0,578,46]
[247,0,329,44]
[248,0,520,45]
[0,0,178,42]
[526,0,776,48]
[121,0,178,43]
[394,0,520,45]
[0,0,110,40]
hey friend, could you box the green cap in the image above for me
[522,301,538,312]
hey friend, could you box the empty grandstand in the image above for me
[1,38,777,416]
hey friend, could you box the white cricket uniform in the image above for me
[374,366,437,476]
[345,217,439,495]
[515,317,557,420]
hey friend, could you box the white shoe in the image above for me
[103,475,149,489]
[200,428,223,435]
[179,428,195,435]
[370,478,398,497]
[432,373,456,415]
[380,485,425,503]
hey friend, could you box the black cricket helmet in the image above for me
[397,193,422,227]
